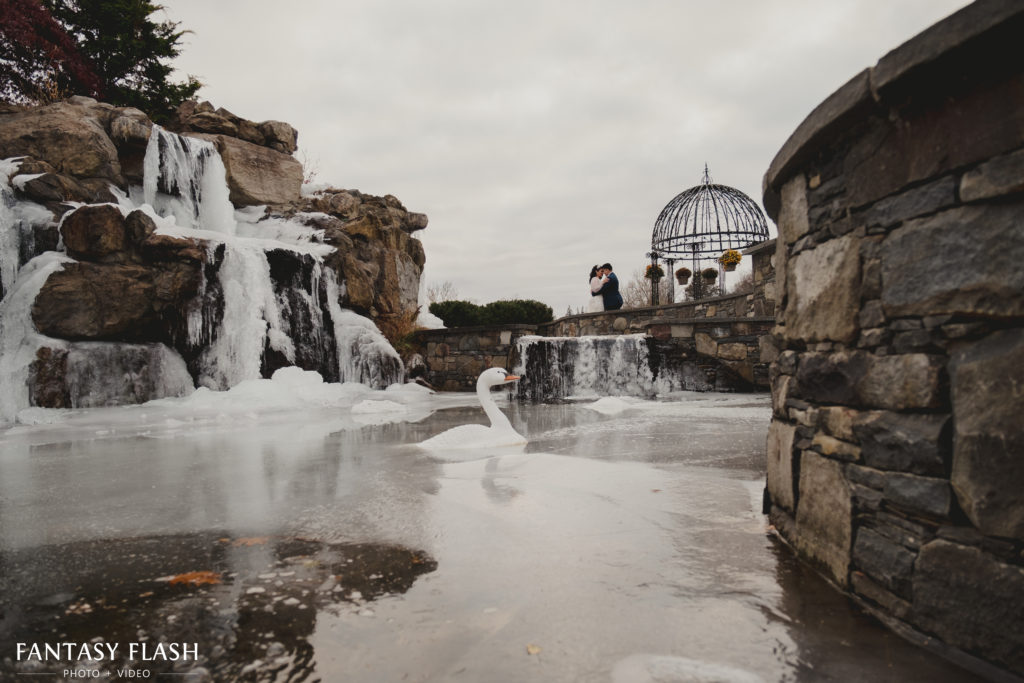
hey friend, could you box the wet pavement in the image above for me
[0,393,982,682]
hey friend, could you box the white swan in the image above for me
[418,367,526,450]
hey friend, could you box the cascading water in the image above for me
[136,124,403,391]
[141,125,235,235]
[0,127,403,424]
[511,334,712,401]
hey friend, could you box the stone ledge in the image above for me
[871,0,1024,96]
[763,0,1024,217]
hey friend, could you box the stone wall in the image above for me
[417,240,777,391]
[415,324,539,391]
[761,1,1024,677]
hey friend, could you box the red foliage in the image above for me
[0,0,102,103]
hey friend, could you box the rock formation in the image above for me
[0,96,427,419]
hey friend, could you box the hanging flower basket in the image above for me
[701,267,718,281]
[645,264,665,280]
[718,249,741,271]
[675,267,691,285]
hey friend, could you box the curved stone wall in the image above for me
[761,0,1024,677]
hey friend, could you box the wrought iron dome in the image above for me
[651,165,769,259]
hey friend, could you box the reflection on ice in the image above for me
[0,390,981,682]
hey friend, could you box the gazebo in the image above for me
[649,165,770,303]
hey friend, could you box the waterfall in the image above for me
[511,334,712,401]
[142,125,235,235]
[0,127,405,423]
[137,127,404,392]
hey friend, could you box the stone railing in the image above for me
[761,0,1024,677]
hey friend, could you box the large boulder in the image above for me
[31,261,202,341]
[0,101,123,184]
[60,205,127,262]
[194,134,303,206]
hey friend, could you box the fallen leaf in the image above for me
[232,537,269,547]
[169,571,222,586]
[526,644,541,656]
[651,489,662,493]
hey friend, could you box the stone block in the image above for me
[851,572,911,620]
[767,421,797,512]
[670,324,694,338]
[960,146,1024,202]
[863,175,957,229]
[819,406,858,441]
[853,412,949,476]
[881,472,951,520]
[949,328,1024,540]
[717,342,748,361]
[695,332,717,357]
[758,334,779,364]
[859,300,885,329]
[771,374,792,419]
[775,350,798,376]
[613,317,628,331]
[811,433,861,462]
[845,463,887,490]
[912,540,1024,674]
[829,351,943,411]
[795,451,852,586]
[882,201,1024,318]
[852,526,916,596]
[648,324,671,341]
[785,234,861,343]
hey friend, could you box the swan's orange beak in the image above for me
[503,375,521,383]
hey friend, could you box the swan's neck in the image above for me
[477,380,514,431]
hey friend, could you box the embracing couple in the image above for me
[587,263,623,313]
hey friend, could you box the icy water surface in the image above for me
[0,393,980,682]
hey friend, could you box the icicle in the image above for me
[0,253,72,424]
[324,268,403,388]
[0,159,53,301]
[196,242,295,389]
[142,125,235,235]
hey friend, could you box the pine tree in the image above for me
[44,0,201,121]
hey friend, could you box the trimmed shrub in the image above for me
[429,298,553,327]
[481,299,553,325]
[429,300,482,327]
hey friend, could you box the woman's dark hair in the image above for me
[589,265,599,281]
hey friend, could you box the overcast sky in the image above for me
[166,0,968,316]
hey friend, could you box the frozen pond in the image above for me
[0,389,979,682]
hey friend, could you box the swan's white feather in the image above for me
[417,367,527,450]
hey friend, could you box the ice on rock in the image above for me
[0,252,71,424]
[0,125,409,423]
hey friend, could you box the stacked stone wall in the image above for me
[415,324,539,391]
[761,1,1024,676]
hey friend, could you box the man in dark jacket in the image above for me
[597,263,623,310]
